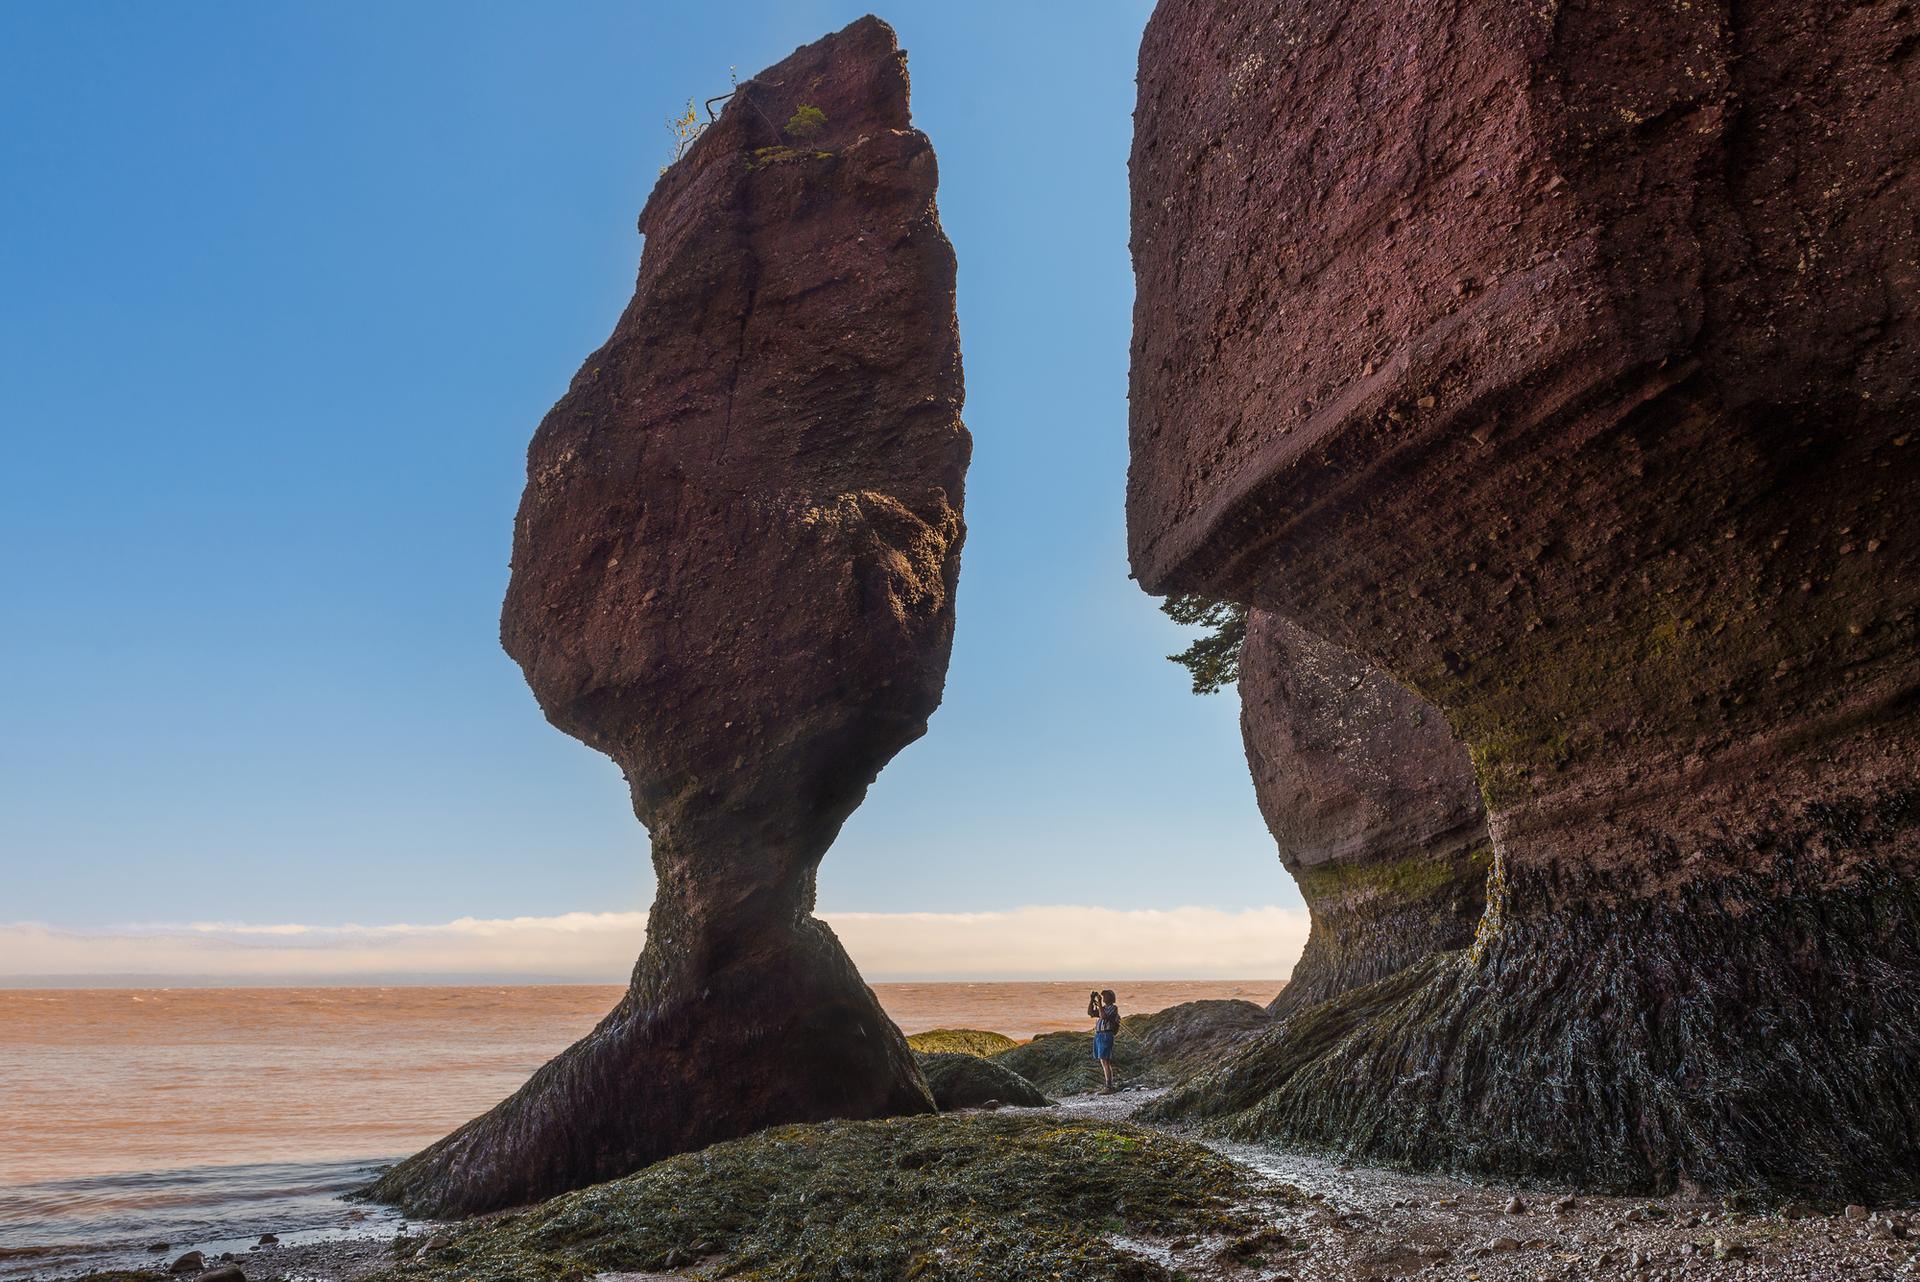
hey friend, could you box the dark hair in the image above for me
[1100,989,1116,1004]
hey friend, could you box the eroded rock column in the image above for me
[1241,612,1487,1017]
[371,16,967,1217]
[1134,0,1920,1197]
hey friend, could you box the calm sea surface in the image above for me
[0,981,1277,1278]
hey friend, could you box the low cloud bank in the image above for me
[0,904,1309,984]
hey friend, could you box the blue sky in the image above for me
[0,2,1295,964]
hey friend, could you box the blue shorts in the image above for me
[1092,1029,1114,1061]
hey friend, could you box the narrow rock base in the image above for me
[1152,793,1920,1201]
[366,915,931,1218]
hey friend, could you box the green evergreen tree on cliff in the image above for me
[1161,595,1247,694]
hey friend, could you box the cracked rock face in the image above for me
[371,15,966,1218]
[1133,0,1920,1197]
[1240,612,1487,1017]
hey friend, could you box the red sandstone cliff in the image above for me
[1134,0,1920,1197]
[1240,611,1487,1017]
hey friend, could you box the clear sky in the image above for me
[0,2,1299,977]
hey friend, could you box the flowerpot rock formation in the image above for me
[1133,0,1920,1197]
[371,15,967,1217]
[1240,611,1488,1018]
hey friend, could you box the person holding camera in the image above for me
[1087,988,1120,1093]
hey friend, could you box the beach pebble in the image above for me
[1846,1204,1870,1221]
[197,1268,246,1282]
[1552,1195,1576,1214]
[1505,1195,1526,1214]
[147,1243,171,1253]
[1713,1238,1746,1260]
[1489,1235,1521,1251]
[168,1251,204,1273]
[257,1233,278,1245]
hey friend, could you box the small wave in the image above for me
[0,1156,408,1280]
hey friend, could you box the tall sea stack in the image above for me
[372,16,967,1217]
[1133,0,1920,1196]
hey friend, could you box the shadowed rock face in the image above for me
[1241,612,1487,1017]
[371,15,966,1217]
[1133,0,1920,1196]
[914,1052,1053,1110]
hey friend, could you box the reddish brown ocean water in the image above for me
[0,981,1277,1277]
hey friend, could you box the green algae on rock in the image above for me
[991,1000,1269,1096]
[905,1027,1020,1057]
[1239,612,1489,1017]
[371,16,967,1218]
[1152,830,1920,1201]
[1128,0,1920,1199]
[373,1115,1279,1282]
[914,1050,1052,1109]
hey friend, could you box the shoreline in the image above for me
[33,1090,1920,1282]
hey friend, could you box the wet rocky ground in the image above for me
[73,1089,1920,1282]
[1046,1088,1920,1281]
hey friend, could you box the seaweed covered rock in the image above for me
[992,1000,1269,1096]
[368,1115,1280,1282]
[914,1051,1051,1109]
[371,16,967,1218]
[1240,611,1488,1016]
[905,1028,1021,1057]
[1131,0,1920,1197]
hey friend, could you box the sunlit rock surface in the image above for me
[1133,0,1920,1197]
[372,15,967,1217]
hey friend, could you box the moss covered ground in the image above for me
[905,1027,1020,1056]
[371,1114,1276,1282]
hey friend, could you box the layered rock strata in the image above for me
[1133,0,1920,1197]
[372,16,967,1216]
[1240,611,1487,1017]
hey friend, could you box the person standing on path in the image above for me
[1088,988,1120,1092]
